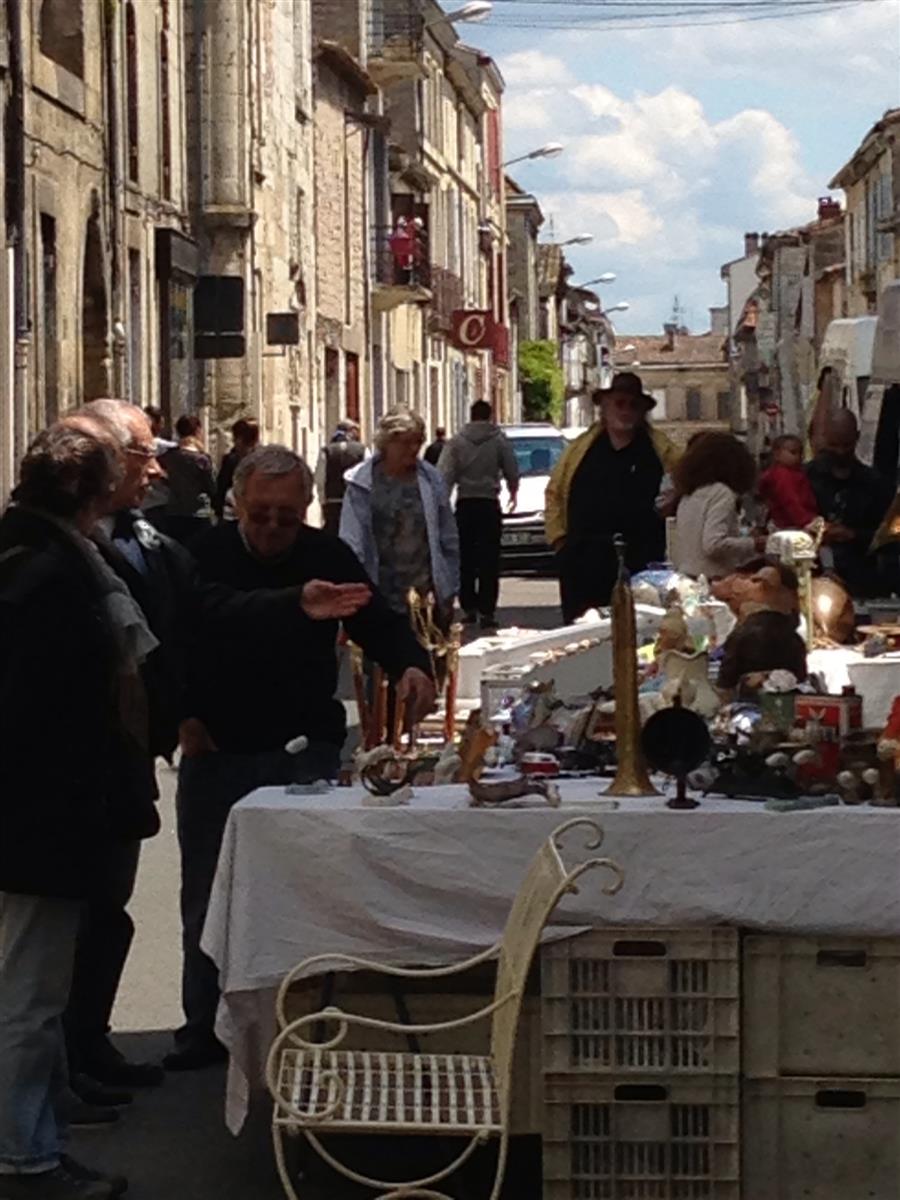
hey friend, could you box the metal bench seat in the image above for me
[273,1048,502,1134]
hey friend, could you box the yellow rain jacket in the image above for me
[544,422,681,548]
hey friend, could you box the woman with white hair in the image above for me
[340,408,459,619]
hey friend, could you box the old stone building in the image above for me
[620,315,730,449]
[830,108,900,317]
[1,0,193,499]
[310,24,372,442]
[185,0,318,461]
[371,0,509,433]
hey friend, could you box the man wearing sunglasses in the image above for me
[545,372,680,622]
[167,444,435,1070]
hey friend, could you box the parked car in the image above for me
[499,423,569,571]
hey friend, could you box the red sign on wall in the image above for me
[451,310,510,366]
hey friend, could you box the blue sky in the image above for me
[471,1,900,334]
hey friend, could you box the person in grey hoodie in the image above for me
[438,400,519,631]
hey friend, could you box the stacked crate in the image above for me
[743,936,900,1199]
[541,928,741,1199]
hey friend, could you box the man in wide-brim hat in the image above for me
[545,371,680,622]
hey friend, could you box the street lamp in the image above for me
[604,302,630,314]
[430,1,492,26]
[575,273,616,286]
[502,142,564,168]
[561,234,593,247]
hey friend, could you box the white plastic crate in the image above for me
[743,1077,900,1200]
[744,935,900,1077]
[543,1076,740,1200]
[542,927,739,1075]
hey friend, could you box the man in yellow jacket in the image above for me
[545,372,680,622]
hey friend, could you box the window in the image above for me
[125,3,139,183]
[40,0,84,78]
[159,30,171,199]
[509,435,566,478]
[128,249,142,405]
[717,390,731,421]
[650,389,667,419]
[686,388,702,421]
[486,108,501,198]
[40,214,59,423]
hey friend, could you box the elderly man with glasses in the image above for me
[167,444,436,1070]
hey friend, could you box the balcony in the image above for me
[371,223,432,313]
[368,0,426,87]
[429,265,464,332]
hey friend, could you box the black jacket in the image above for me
[93,510,194,760]
[0,508,159,899]
[186,522,432,753]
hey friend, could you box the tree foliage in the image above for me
[518,340,564,424]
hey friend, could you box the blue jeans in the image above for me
[175,743,340,1049]
[0,893,81,1174]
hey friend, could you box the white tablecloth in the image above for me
[202,782,900,1131]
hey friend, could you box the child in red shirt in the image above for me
[758,434,819,530]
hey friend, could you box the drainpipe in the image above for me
[103,0,126,397]
[8,0,30,461]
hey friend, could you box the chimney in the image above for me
[744,232,760,257]
[817,196,841,221]
[663,322,677,351]
[709,306,728,335]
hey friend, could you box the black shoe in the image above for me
[163,1040,228,1072]
[0,1164,114,1198]
[479,614,499,634]
[59,1096,120,1130]
[79,1041,163,1089]
[70,1075,132,1109]
[60,1158,127,1199]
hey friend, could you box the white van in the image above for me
[819,315,877,419]
[858,280,900,480]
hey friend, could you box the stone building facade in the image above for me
[830,108,900,317]
[1,0,194,498]
[620,318,730,449]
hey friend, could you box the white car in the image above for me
[499,423,571,570]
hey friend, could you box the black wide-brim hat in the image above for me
[594,371,656,410]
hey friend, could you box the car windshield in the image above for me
[509,436,566,477]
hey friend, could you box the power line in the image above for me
[485,0,883,27]
[487,1,868,27]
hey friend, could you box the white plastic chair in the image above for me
[265,816,624,1200]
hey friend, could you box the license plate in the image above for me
[504,531,543,547]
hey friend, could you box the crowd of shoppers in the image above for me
[1,382,897,1197]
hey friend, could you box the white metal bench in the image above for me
[266,816,624,1200]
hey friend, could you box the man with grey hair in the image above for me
[167,444,435,1070]
[59,400,191,1096]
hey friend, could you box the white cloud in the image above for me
[497,51,822,331]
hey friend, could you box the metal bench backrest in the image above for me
[489,818,622,1115]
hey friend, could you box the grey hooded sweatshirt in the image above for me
[437,421,520,501]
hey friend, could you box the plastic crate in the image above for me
[743,1077,900,1200]
[542,928,739,1075]
[543,1076,740,1200]
[743,935,900,1077]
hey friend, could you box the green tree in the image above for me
[518,340,564,424]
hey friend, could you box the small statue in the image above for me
[712,561,807,698]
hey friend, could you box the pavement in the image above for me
[70,574,560,1198]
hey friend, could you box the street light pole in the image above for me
[502,142,564,168]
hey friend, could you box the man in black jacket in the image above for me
[0,425,142,1199]
[167,444,435,1070]
[60,401,194,1096]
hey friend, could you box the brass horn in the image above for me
[604,534,659,797]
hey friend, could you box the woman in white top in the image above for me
[671,432,767,579]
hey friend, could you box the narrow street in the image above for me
[70,575,559,1200]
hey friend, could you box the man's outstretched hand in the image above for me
[301,580,372,620]
[397,667,437,726]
